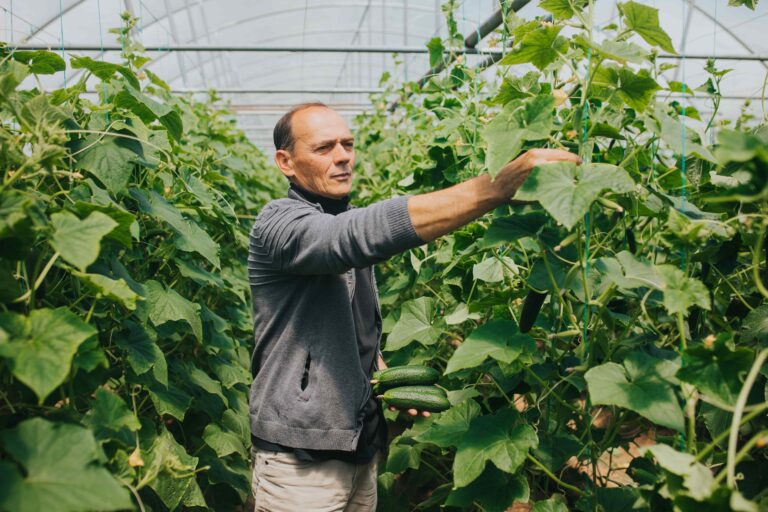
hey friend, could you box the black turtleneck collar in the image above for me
[289,182,350,216]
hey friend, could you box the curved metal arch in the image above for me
[236,72,376,90]
[190,69,369,90]
[84,0,439,46]
[193,1,452,43]
[19,0,87,43]
[60,1,446,88]
[685,0,768,71]
[236,62,391,87]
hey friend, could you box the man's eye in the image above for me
[343,142,354,150]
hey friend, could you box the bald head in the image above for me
[273,104,356,199]
[273,102,330,152]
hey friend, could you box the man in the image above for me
[247,102,578,511]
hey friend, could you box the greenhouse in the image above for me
[1,0,767,511]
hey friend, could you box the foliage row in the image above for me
[353,1,768,511]
[0,15,283,512]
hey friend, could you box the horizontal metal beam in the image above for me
[13,44,501,55]
[12,46,768,62]
[656,54,768,62]
[84,87,384,94]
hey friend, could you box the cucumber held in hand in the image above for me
[371,365,440,388]
[378,385,450,412]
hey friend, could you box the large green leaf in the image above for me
[472,256,517,283]
[677,336,753,405]
[130,189,220,267]
[619,1,676,53]
[715,129,768,164]
[445,320,535,374]
[142,427,201,510]
[74,134,143,194]
[484,95,555,177]
[74,271,140,309]
[83,388,141,441]
[70,55,140,89]
[415,399,481,448]
[203,423,246,457]
[445,467,529,511]
[499,26,567,70]
[641,444,714,501]
[386,440,424,474]
[481,211,548,247]
[0,60,30,97]
[113,84,183,141]
[654,108,717,163]
[533,497,569,512]
[742,305,768,343]
[515,162,635,229]
[539,0,587,19]
[144,280,203,341]
[491,71,542,104]
[147,382,193,420]
[591,65,659,111]
[0,418,133,512]
[73,201,138,248]
[115,321,168,385]
[11,50,65,75]
[612,251,711,315]
[50,211,117,271]
[585,352,684,431]
[453,408,537,488]
[728,0,757,9]
[384,297,441,351]
[574,35,648,64]
[0,308,96,402]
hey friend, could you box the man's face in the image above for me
[275,106,355,199]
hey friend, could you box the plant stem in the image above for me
[527,453,584,495]
[696,402,768,461]
[752,228,768,299]
[715,429,768,486]
[726,348,768,488]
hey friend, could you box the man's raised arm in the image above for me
[408,148,580,242]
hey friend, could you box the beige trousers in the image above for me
[251,447,379,512]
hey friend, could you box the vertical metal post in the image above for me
[195,0,224,87]
[183,0,207,86]
[381,0,386,75]
[403,0,409,81]
[163,0,188,87]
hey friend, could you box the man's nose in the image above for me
[331,142,352,164]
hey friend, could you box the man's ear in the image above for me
[274,149,295,180]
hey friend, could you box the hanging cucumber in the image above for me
[519,290,547,333]
[371,365,440,388]
[625,228,637,254]
[378,385,450,412]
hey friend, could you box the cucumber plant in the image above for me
[0,13,283,512]
[355,2,768,511]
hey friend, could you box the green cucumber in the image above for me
[371,365,440,388]
[378,385,450,412]
[519,290,547,333]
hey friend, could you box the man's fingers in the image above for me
[407,408,418,416]
[421,411,431,418]
[523,148,582,167]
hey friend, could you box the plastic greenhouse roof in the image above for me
[2,0,767,152]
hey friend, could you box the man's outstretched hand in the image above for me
[407,148,581,243]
